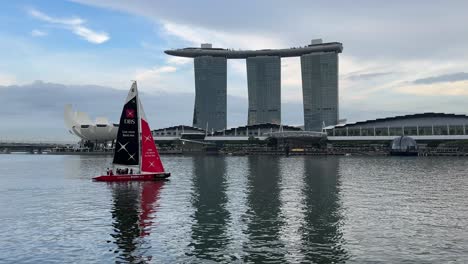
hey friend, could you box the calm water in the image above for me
[0,154,467,263]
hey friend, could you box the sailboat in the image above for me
[93,81,170,181]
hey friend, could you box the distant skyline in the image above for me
[1,1,468,139]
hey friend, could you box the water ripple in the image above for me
[0,155,467,262]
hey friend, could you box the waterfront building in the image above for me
[325,113,468,139]
[301,51,339,131]
[64,104,118,142]
[165,40,343,131]
[193,55,227,131]
[246,56,281,125]
[153,123,300,139]
[212,123,301,137]
[151,123,324,148]
[152,125,205,137]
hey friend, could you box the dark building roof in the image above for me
[213,123,301,136]
[333,113,468,128]
[152,125,205,133]
[165,42,343,59]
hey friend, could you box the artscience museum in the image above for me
[64,104,118,142]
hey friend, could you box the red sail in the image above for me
[140,118,165,173]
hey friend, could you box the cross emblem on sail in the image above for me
[125,109,135,118]
[117,142,129,152]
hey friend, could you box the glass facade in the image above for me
[193,56,227,131]
[327,124,468,137]
[301,52,339,131]
[246,56,281,125]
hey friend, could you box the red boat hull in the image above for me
[93,172,170,182]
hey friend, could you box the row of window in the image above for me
[153,130,286,137]
[328,125,468,136]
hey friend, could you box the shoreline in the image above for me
[3,150,468,157]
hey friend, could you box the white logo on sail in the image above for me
[118,142,129,152]
[128,153,136,161]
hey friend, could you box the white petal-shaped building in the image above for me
[64,104,118,142]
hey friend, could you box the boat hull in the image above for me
[93,172,171,182]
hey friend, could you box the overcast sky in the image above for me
[1,0,468,140]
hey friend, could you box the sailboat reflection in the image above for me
[109,181,165,263]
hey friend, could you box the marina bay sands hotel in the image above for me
[165,39,343,132]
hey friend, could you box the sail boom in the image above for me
[112,163,140,167]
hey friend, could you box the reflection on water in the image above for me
[109,181,164,263]
[1,155,467,262]
[244,156,286,263]
[188,156,230,262]
[77,156,352,263]
[301,157,349,263]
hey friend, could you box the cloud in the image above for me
[28,8,109,44]
[135,65,177,81]
[133,63,195,94]
[70,1,468,105]
[18,1,468,123]
[281,57,302,102]
[0,81,192,139]
[3,80,468,140]
[31,29,48,37]
[0,80,313,139]
[166,56,191,66]
[28,8,84,25]
[395,80,468,96]
[71,26,109,44]
[412,72,468,85]
[346,72,393,81]
[72,1,468,58]
[0,73,16,86]
[161,21,284,49]
[0,81,231,139]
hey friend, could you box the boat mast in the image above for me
[134,81,142,174]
